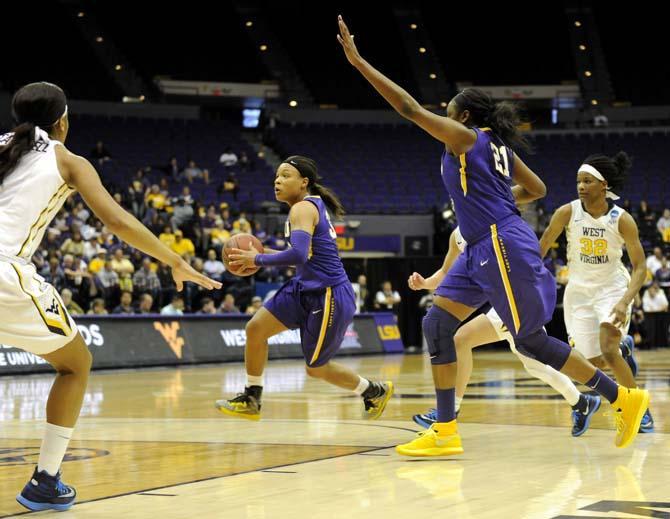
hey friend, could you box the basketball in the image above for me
[222,233,264,277]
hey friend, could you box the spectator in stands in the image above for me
[374,281,401,313]
[159,225,176,248]
[238,151,251,172]
[90,140,112,166]
[654,257,670,290]
[220,172,240,200]
[112,290,135,315]
[164,156,180,181]
[61,288,84,316]
[657,208,670,242]
[181,160,210,184]
[60,230,85,257]
[87,298,108,315]
[646,247,664,276]
[219,147,238,168]
[180,186,194,205]
[642,283,668,313]
[83,236,102,261]
[136,293,154,314]
[110,248,135,277]
[97,260,120,308]
[245,296,263,315]
[203,248,225,280]
[133,257,161,300]
[62,253,93,303]
[352,274,370,314]
[87,249,107,275]
[219,205,233,230]
[128,180,146,219]
[144,184,169,225]
[232,212,251,234]
[171,229,195,258]
[44,256,66,291]
[170,197,194,233]
[156,262,177,308]
[253,221,268,242]
[198,297,217,315]
[161,294,185,316]
[219,293,240,313]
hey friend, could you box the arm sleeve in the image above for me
[254,230,311,267]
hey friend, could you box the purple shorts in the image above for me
[264,279,356,366]
[435,215,556,339]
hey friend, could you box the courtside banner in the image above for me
[372,313,404,353]
[0,314,389,375]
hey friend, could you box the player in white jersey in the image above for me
[540,152,653,433]
[409,227,601,436]
[0,83,221,512]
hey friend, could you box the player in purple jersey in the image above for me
[338,15,649,455]
[216,156,393,421]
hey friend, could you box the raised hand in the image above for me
[337,15,363,67]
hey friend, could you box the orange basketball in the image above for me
[223,233,264,277]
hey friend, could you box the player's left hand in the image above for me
[229,242,260,269]
[337,15,363,67]
[609,301,628,327]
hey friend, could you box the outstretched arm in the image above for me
[538,204,572,258]
[57,147,221,292]
[408,231,463,291]
[337,15,475,155]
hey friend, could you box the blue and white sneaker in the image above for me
[412,407,459,429]
[16,467,76,512]
[639,409,654,433]
[571,394,601,437]
[620,335,638,377]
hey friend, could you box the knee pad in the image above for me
[516,328,571,371]
[422,305,460,365]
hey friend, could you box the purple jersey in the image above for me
[441,127,519,243]
[285,196,349,291]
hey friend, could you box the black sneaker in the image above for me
[16,467,76,511]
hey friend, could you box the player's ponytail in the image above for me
[453,88,531,153]
[0,82,68,184]
[583,151,631,193]
[0,122,37,183]
[310,182,346,219]
[281,154,346,218]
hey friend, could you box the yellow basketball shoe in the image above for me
[611,386,649,448]
[362,381,394,420]
[215,386,262,421]
[395,421,463,457]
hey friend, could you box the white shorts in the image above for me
[0,260,77,355]
[485,308,511,342]
[563,283,631,359]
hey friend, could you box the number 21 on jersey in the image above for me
[490,143,511,177]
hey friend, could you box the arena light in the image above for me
[429,73,437,79]
[440,101,447,108]
[259,44,268,51]
[410,23,417,29]
[574,20,582,27]
[419,47,426,53]
[584,70,592,77]
[115,64,122,71]
[591,99,598,105]
[77,11,85,18]
[245,21,253,27]
[289,100,298,107]
[579,44,586,51]
[96,36,104,43]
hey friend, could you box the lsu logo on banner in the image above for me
[377,324,401,340]
[336,237,355,251]
[154,321,185,358]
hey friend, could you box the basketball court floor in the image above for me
[1,350,669,518]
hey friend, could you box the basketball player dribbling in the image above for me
[0,82,221,511]
[338,15,649,456]
[216,156,393,421]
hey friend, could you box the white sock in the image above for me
[520,356,580,406]
[455,396,463,412]
[353,377,370,396]
[247,374,263,387]
[38,423,74,476]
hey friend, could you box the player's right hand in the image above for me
[337,15,363,67]
[408,272,426,291]
[171,259,223,292]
